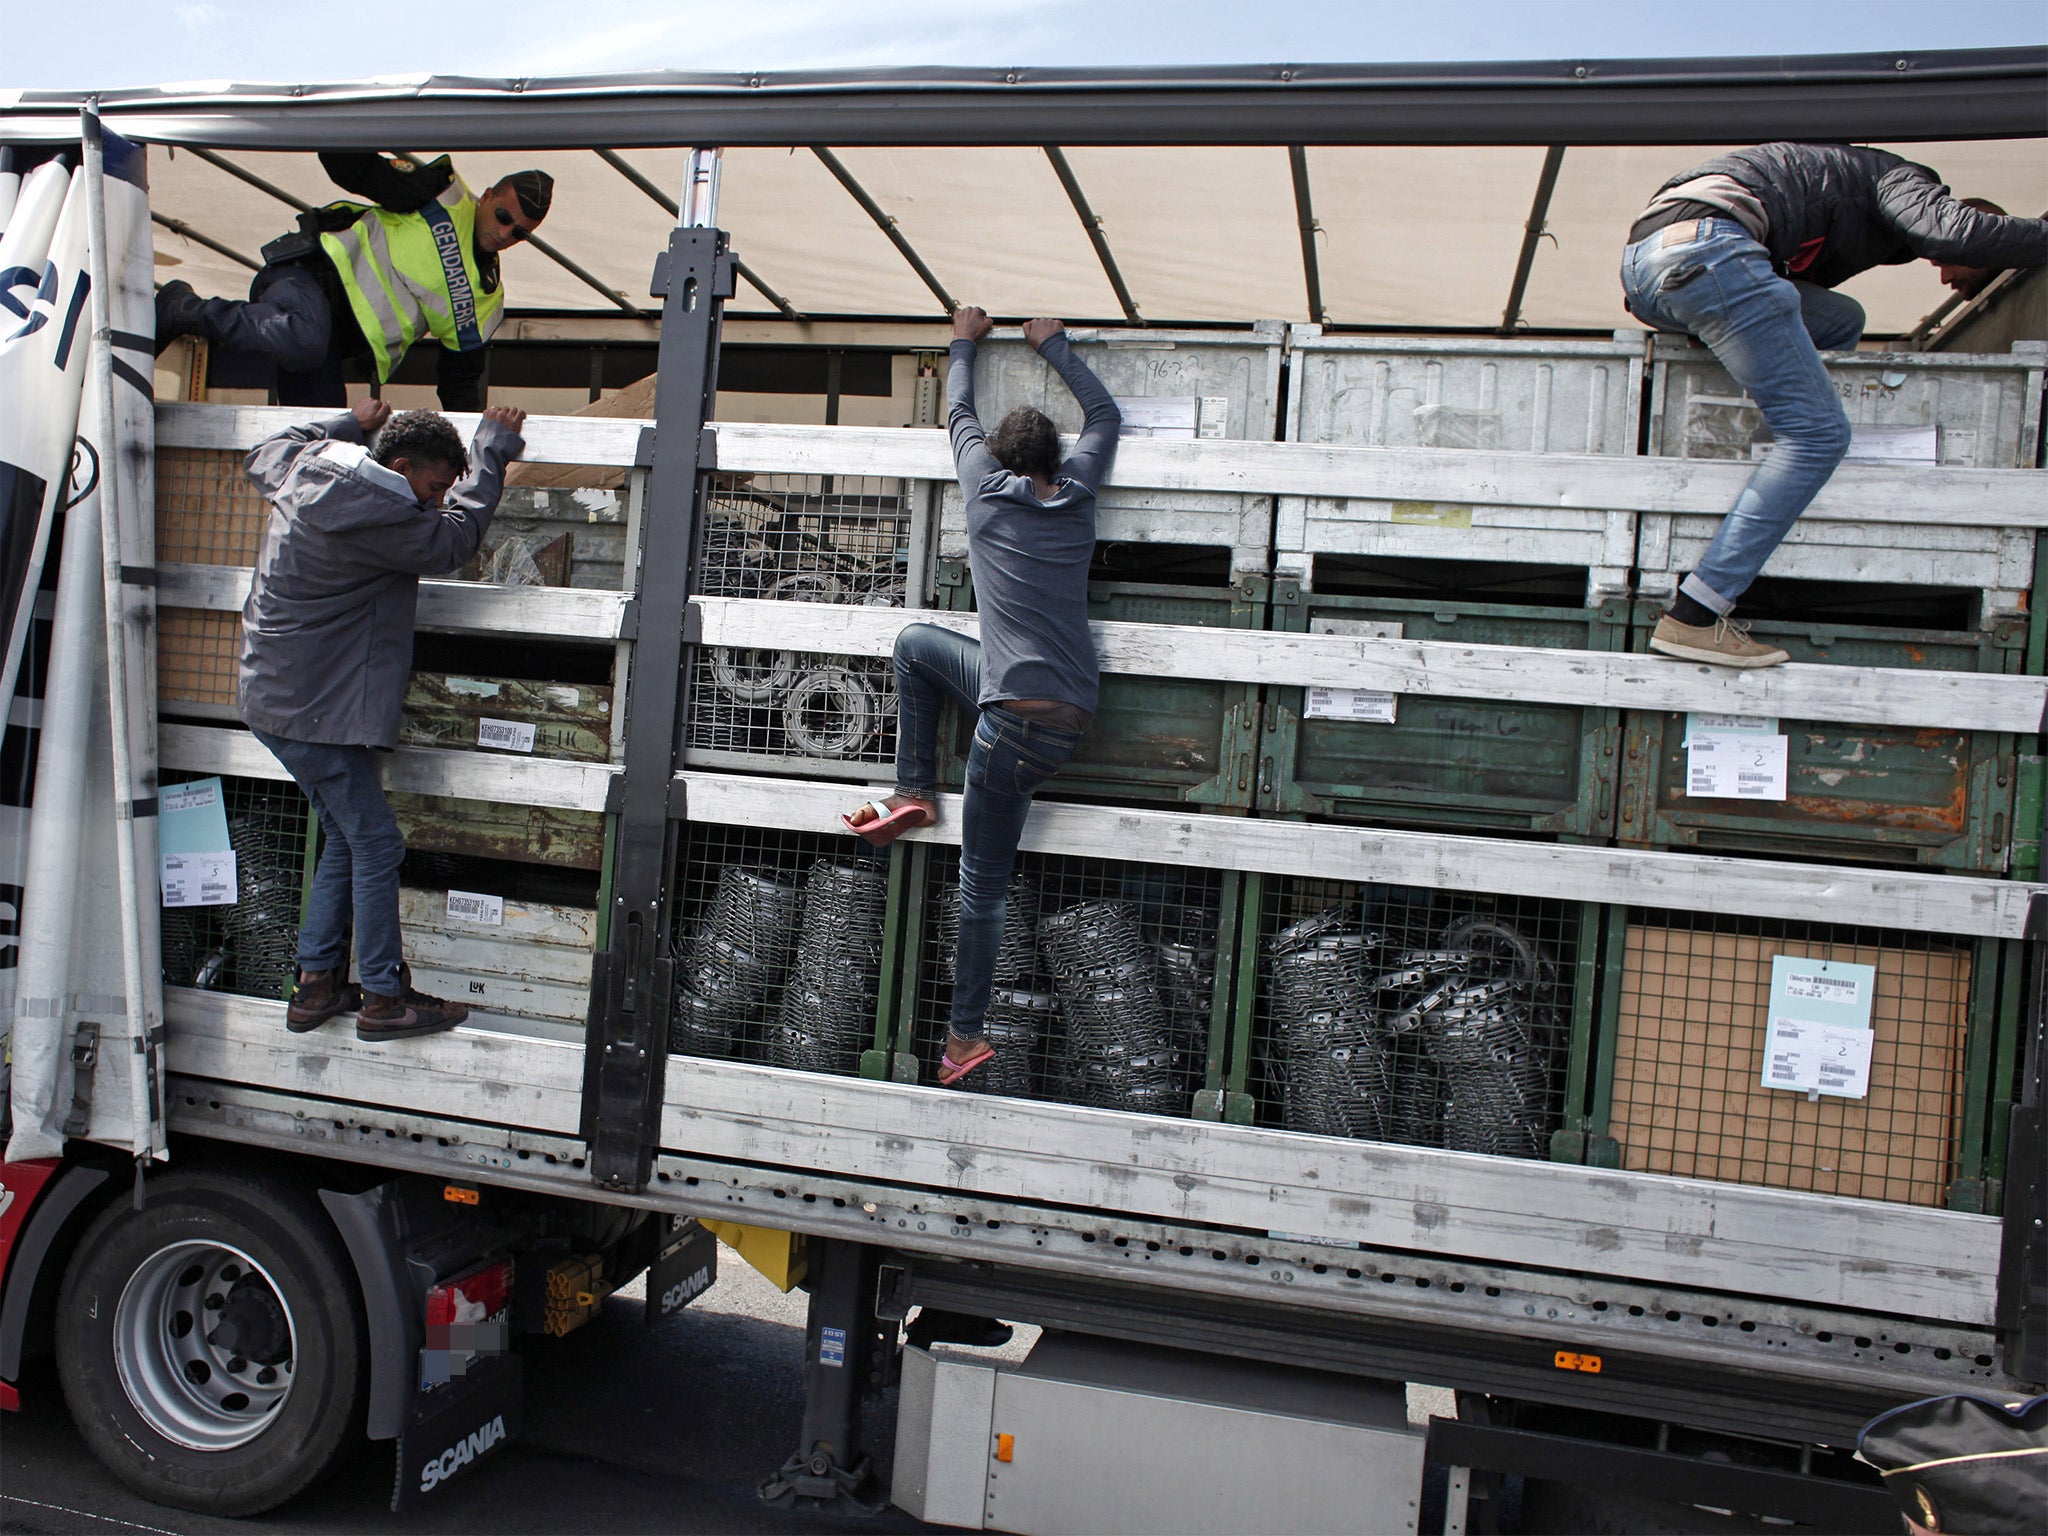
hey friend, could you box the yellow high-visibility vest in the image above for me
[318,173,505,383]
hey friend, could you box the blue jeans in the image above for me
[250,729,406,997]
[891,623,1084,1043]
[1621,218,1860,613]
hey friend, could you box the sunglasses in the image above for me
[493,204,533,243]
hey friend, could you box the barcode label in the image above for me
[446,890,505,926]
[478,718,537,753]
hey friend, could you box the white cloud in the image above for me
[172,2,222,26]
[476,0,1077,77]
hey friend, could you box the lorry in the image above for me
[1,49,2044,1533]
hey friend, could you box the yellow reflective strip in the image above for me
[355,216,420,359]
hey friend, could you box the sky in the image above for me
[0,0,2043,89]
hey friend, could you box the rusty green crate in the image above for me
[936,560,1261,809]
[881,839,1238,1115]
[400,672,613,762]
[390,792,606,872]
[1259,589,1626,840]
[1617,608,2024,872]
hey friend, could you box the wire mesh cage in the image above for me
[685,474,912,770]
[159,773,313,1002]
[667,823,892,1073]
[156,447,269,566]
[1248,877,1579,1159]
[912,846,1224,1114]
[1601,910,1977,1207]
[156,607,242,712]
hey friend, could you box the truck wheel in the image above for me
[54,1170,366,1516]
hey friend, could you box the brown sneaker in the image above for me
[356,964,468,1042]
[286,968,362,1033]
[1648,612,1790,669]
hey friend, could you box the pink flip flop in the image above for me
[841,799,933,848]
[937,1041,996,1087]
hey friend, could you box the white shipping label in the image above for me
[1781,968,1861,1006]
[1684,712,1776,742]
[446,890,505,926]
[1304,687,1398,724]
[478,718,537,753]
[162,851,237,908]
[1685,733,1788,800]
[1761,1015,1875,1099]
[1198,396,1230,439]
[1113,395,1200,439]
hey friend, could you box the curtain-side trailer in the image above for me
[1,52,2045,1533]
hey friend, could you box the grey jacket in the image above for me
[238,412,522,749]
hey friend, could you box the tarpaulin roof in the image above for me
[6,51,2044,334]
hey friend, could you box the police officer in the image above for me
[156,152,552,411]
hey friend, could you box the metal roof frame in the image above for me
[2,50,2043,149]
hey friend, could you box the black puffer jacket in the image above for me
[1651,143,2046,289]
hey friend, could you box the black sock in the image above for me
[1669,592,1716,627]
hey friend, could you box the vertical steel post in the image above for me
[759,1238,889,1513]
[582,151,734,1191]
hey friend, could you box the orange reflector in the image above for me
[995,1433,1014,1463]
[443,1184,480,1206]
[1553,1350,1602,1374]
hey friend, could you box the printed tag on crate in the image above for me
[477,718,537,753]
[1198,396,1230,438]
[1303,618,1403,724]
[1760,956,1877,1099]
[1113,395,1200,439]
[446,890,505,927]
[163,852,237,908]
[1683,714,1786,800]
[160,777,236,906]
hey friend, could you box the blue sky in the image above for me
[1,0,2043,88]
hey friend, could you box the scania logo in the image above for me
[418,1413,507,1493]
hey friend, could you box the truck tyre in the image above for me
[53,1169,367,1516]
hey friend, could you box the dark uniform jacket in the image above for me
[315,152,498,411]
[237,412,522,748]
[1652,143,2047,288]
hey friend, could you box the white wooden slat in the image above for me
[695,597,2048,734]
[157,410,2046,527]
[159,990,1999,1325]
[396,886,597,948]
[164,988,587,1135]
[157,563,632,641]
[399,930,595,990]
[157,402,644,468]
[662,1055,1999,1325]
[161,724,616,812]
[400,962,591,1026]
[706,422,2046,528]
[677,769,2042,940]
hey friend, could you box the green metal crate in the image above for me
[664,821,901,1076]
[1584,908,2012,1213]
[159,772,318,1003]
[1230,871,1602,1162]
[1258,588,1626,840]
[935,559,1262,810]
[1617,608,2024,872]
[876,840,1239,1119]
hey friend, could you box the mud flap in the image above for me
[393,1354,523,1512]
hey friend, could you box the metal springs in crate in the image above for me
[773,860,889,1074]
[1039,901,1182,1115]
[693,503,906,762]
[1266,907,1559,1158]
[162,802,305,1000]
[671,867,802,1061]
[932,887,1214,1112]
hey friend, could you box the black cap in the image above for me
[504,169,553,223]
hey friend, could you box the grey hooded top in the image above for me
[948,332,1120,713]
[237,412,522,749]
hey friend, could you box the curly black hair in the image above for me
[988,406,1061,482]
[371,410,468,473]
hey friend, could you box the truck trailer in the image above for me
[0,51,2045,1533]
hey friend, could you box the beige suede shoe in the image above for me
[1648,613,1790,669]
